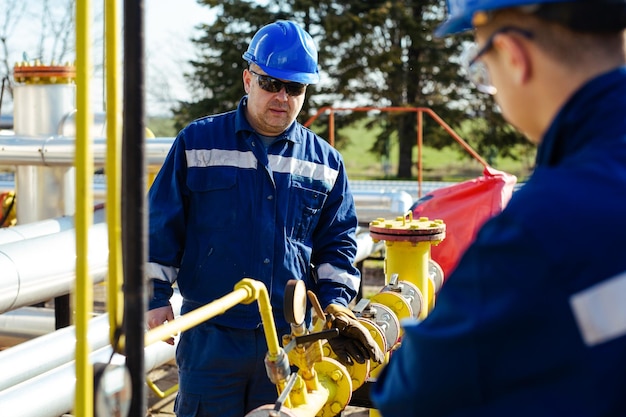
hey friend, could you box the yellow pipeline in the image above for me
[384,240,432,313]
[369,215,445,320]
[235,278,281,359]
[104,0,124,351]
[143,279,281,357]
[74,0,93,414]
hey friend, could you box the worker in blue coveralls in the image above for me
[146,20,383,417]
[371,1,626,416]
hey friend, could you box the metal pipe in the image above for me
[0,223,108,313]
[0,307,56,339]
[354,229,384,264]
[0,314,110,392]
[352,190,414,224]
[0,208,105,245]
[0,135,173,166]
[0,292,183,391]
[0,341,176,417]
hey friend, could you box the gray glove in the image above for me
[325,303,385,366]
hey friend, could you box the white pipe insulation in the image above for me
[0,291,183,391]
[0,135,174,167]
[0,307,56,339]
[0,222,109,313]
[0,209,105,245]
[0,295,183,417]
[0,341,177,417]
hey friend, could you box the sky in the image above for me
[144,0,216,115]
[1,0,216,117]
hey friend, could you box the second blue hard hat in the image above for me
[435,0,626,37]
[243,20,320,85]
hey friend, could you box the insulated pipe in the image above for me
[0,314,110,392]
[0,307,56,339]
[354,229,384,264]
[0,292,183,391]
[0,290,182,392]
[352,190,414,220]
[0,208,105,245]
[0,135,173,166]
[0,223,108,313]
[0,341,177,417]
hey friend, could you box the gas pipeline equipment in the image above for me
[114,213,445,417]
[246,213,446,416]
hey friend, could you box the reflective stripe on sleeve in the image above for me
[316,262,360,293]
[146,262,179,284]
[269,155,339,187]
[569,271,626,346]
[186,149,257,169]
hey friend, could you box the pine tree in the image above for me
[173,0,530,177]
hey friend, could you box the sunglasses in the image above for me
[248,69,307,97]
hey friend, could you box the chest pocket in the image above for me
[186,168,238,228]
[289,181,328,242]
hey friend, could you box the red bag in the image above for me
[411,166,517,279]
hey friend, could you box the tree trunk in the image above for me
[397,114,415,178]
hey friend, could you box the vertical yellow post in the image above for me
[105,0,124,349]
[74,0,93,415]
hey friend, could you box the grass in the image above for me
[334,117,535,181]
[146,115,535,182]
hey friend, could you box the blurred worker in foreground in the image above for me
[371,1,626,416]
[145,20,382,417]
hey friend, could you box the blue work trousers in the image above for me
[174,324,280,417]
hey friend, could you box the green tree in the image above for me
[173,0,529,177]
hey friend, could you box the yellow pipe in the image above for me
[143,286,252,347]
[235,278,282,358]
[74,0,93,414]
[104,0,124,350]
[146,377,179,399]
[384,240,432,318]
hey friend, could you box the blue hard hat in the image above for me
[242,20,320,84]
[435,0,577,37]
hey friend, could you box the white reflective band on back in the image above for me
[569,271,626,347]
[269,155,339,186]
[186,149,257,169]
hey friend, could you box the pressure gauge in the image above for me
[283,279,307,326]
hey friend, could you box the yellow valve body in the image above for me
[369,216,445,319]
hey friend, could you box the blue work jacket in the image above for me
[147,97,360,331]
[371,68,626,416]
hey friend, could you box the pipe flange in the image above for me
[13,63,76,85]
[369,216,445,243]
[366,302,401,351]
[370,291,413,323]
[429,259,445,293]
[357,317,388,376]
[380,280,424,320]
[315,357,353,417]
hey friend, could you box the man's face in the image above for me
[243,66,307,136]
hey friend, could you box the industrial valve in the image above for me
[248,214,447,416]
